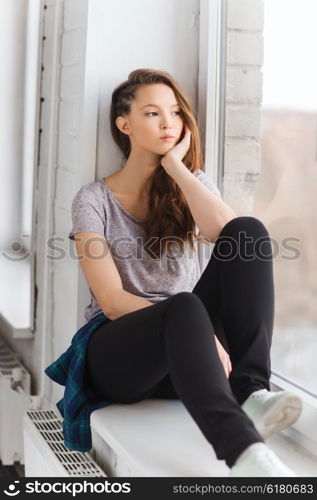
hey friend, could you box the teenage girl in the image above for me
[72,69,302,476]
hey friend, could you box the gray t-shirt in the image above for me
[68,169,222,323]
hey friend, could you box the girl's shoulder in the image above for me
[72,179,106,204]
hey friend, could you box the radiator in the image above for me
[0,336,106,476]
[23,410,106,476]
[0,338,31,465]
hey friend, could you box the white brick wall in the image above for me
[227,0,264,30]
[226,67,263,104]
[225,0,264,214]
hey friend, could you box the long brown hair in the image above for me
[110,68,207,259]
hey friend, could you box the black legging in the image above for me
[86,216,274,468]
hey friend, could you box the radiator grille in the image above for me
[26,409,106,476]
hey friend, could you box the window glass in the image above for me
[253,0,317,396]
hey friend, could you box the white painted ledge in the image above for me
[90,392,317,477]
[90,399,229,477]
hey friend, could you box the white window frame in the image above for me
[198,0,226,191]
[196,0,227,275]
[0,0,42,339]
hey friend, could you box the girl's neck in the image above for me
[117,156,159,196]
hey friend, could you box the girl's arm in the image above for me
[74,231,154,320]
[160,124,237,242]
[107,290,153,320]
[163,159,237,242]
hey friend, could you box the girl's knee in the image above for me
[215,216,273,261]
[166,292,205,315]
[171,291,202,304]
[220,216,270,238]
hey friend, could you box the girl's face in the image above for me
[120,83,185,156]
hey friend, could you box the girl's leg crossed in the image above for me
[86,291,264,467]
[86,294,177,404]
[192,216,274,405]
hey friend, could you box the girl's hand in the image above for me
[214,335,232,379]
[160,123,191,171]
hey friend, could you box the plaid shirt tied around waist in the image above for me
[44,312,115,452]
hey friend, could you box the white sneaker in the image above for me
[241,389,303,440]
[228,442,297,477]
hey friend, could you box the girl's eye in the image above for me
[145,111,182,116]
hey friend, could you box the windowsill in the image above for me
[90,383,317,477]
[0,251,33,338]
[270,373,317,458]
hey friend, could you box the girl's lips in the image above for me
[160,137,175,141]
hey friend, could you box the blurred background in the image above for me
[253,0,317,396]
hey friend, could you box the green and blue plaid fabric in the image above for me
[44,312,115,451]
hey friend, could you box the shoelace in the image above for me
[250,391,273,400]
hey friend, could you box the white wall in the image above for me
[0,0,27,250]
[95,0,200,179]
[0,0,36,384]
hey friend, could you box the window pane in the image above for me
[253,0,317,396]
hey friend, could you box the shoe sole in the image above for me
[256,393,303,440]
